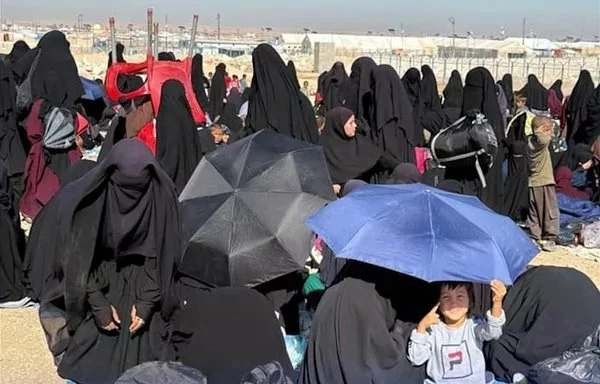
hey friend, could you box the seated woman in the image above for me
[555,166,591,200]
[29,139,181,384]
[300,261,435,384]
[484,266,600,382]
[167,276,293,383]
[320,107,399,193]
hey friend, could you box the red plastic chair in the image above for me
[105,54,206,125]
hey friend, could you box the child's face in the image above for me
[211,129,224,143]
[439,285,469,323]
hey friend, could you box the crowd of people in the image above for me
[0,30,599,384]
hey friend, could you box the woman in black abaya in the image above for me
[219,87,244,136]
[287,60,301,90]
[518,74,548,111]
[499,73,514,115]
[402,68,424,134]
[446,67,505,212]
[442,70,463,111]
[300,262,432,384]
[246,43,319,144]
[320,107,398,186]
[5,40,30,69]
[370,65,421,164]
[502,141,529,222]
[155,80,201,193]
[549,79,564,102]
[418,69,463,136]
[191,54,210,112]
[32,139,181,384]
[321,62,348,113]
[420,65,442,113]
[580,83,600,144]
[339,57,377,122]
[567,70,596,143]
[208,63,227,120]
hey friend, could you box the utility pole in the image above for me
[165,15,168,52]
[522,17,526,45]
[217,13,221,40]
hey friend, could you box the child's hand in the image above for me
[491,280,507,303]
[417,304,440,334]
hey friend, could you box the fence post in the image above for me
[495,59,500,80]
[442,58,447,83]
[542,62,546,84]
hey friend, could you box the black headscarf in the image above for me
[319,107,383,184]
[442,70,463,109]
[219,88,244,134]
[107,42,125,68]
[500,74,514,111]
[339,57,377,121]
[502,141,528,221]
[286,60,300,90]
[208,63,227,119]
[31,30,83,108]
[371,64,421,162]
[49,139,180,330]
[158,52,176,61]
[567,70,595,143]
[458,67,505,213]
[388,163,423,184]
[518,74,548,111]
[191,54,210,111]
[155,80,201,193]
[5,40,30,68]
[581,84,600,144]
[549,79,564,102]
[246,44,319,144]
[420,65,441,112]
[321,62,348,113]
[402,68,424,132]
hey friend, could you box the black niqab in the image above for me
[208,63,227,119]
[339,57,377,121]
[158,52,176,61]
[503,141,528,221]
[581,83,600,144]
[549,79,564,101]
[320,107,383,184]
[371,64,421,162]
[518,74,548,111]
[5,40,30,67]
[442,70,463,109]
[191,54,210,111]
[402,68,424,132]
[500,74,514,111]
[246,43,318,144]
[219,87,244,134]
[321,62,348,112]
[31,30,83,108]
[286,60,300,90]
[567,70,595,143]
[155,80,201,193]
[107,42,126,68]
[420,65,441,112]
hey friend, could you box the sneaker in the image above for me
[542,240,557,252]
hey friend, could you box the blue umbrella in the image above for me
[306,183,539,284]
[80,77,106,100]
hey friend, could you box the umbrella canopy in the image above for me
[179,129,336,287]
[306,183,539,284]
[80,76,106,100]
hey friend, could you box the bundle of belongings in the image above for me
[430,110,498,187]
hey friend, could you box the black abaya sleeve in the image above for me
[134,257,160,322]
[376,151,400,171]
[87,264,112,327]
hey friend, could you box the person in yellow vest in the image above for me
[506,93,535,143]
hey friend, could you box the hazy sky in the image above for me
[2,0,599,39]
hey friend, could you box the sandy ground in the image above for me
[0,247,598,383]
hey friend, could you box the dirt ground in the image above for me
[0,247,598,383]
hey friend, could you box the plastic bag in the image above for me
[284,335,307,370]
[582,221,600,248]
[527,348,600,383]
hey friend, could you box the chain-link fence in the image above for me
[363,52,600,89]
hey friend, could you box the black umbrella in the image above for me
[179,130,336,287]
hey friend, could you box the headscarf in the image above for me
[286,60,300,90]
[496,84,508,131]
[548,90,563,120]
[339,57,377,121]
[208,63,227,119]
[341,179,367,196]
[566,70,595,142]
[246,44,318,144]
[31,30,83,108]
[319,107,383,184]
[321,62,348,112]
[442,70,463,109]
[388,163,423,184]
[554,167,590,200]
[549,79,564,101]
[371,64,422,160]
[158,52,176,61]
[107,42,125,68]
[191,54,210,111]
[518,74,548,111]
[5,40,30,68]
[53,139,181,330]
[500,74,514,111]
[402,68,424,131]
[571,142,593,168]
[420,65,441,112]
[581,84,600,144]
[219,88,244,134]
[155,80,201,193]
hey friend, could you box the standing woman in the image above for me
[30,139,181,384]
[191,53,210,112]
[339,57,377,122]
[208,63,227,120]
[420,65,442,113]
[566,70,595,143]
